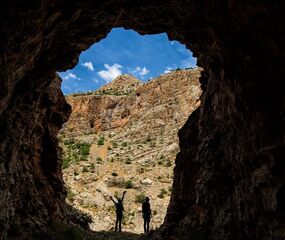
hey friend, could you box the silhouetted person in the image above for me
[110,191,126,232]
[142,197,152,234]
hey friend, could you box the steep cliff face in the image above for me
[64,69,201,135]
[0,1,284,240]
[60,69,201,233]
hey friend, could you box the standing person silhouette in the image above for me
[142,197,152,234]
[110,191,127,232]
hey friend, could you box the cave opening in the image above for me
[57,27,201,233]
[1,2,284,240]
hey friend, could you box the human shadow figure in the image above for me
[142,197,152,234]
[110,191,126,232]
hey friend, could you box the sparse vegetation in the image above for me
[112,171,118,176]
[79,142,91,156]
[90,163,95,170]
[112,142,118,148]
[97,136,105,145]
[122,142,128,147]
[135,193,146,204]
[157,188,167,198]
[125,180,133,189]
[60,139,91,168]
[82,166,89,173]
[63,156,71,169]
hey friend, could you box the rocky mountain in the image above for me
[58,68,201,233]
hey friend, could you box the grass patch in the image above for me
[135,193,146,204]
[125,180,133,189]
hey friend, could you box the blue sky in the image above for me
[59,28,196,94]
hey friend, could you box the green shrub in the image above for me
[90,163,95,170]
[157,192,164,198]
[63,157,71,169]
[125,180,133,189]
[63,138,75,145]
[122,142,128,147]
[73,170,79,176]
[82,166,89,173]
[135,194,146,204]
[80,143,91,156]
[160,188,167,194]
[157,188,167,198]
[97,136,105,145]
[112,142,118,148]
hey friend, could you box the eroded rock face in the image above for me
[0,1,284,239]
[64,69,201,134]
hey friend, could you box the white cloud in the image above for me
[93,78,99,83]
[98,63,123,83]
[164,67,173,74]
[62,73,81,80]
[131,66,150,77]
[180,56,197,69]
[81,61,94,71]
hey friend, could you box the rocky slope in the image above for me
[59,68,201,233]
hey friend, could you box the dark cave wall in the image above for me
[0,1,285,239]
[0,73,70,239]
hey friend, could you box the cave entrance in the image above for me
[57,28,200,233]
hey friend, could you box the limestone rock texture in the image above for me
[0,1,285,240]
